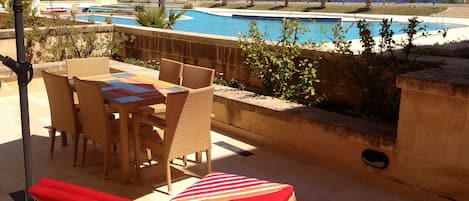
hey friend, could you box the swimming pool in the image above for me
[76,10,463,43]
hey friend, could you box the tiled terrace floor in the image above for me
[0,78,410,201]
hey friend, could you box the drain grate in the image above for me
[214,141,254,157]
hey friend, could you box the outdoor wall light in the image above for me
[361,149,389,169]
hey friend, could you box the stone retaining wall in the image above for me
[393,57,469,201]
[115,25,365,108]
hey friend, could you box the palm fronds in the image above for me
[135,7,185,29]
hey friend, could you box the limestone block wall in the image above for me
[0,29,19,68]
[0,24,114,68]
[395,65,469,201]
[115,25,260,88]
[115,25,364,108]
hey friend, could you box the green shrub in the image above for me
[25,14,128,63]
[124,58,159,70]
[183,2,193,9]
[213,73,246,90]
[134,5,144,12]
[104,16,113,24]
[239,19,319,101]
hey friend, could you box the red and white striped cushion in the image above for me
[171,172,296,201]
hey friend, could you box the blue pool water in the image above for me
[76,10,463,43]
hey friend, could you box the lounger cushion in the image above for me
[29,178,130,201]
[171,172,296,201]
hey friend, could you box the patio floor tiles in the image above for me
[0,78,409,201]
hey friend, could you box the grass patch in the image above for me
[197,3,446,16]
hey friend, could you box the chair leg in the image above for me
[104,144,111,179]
[82,137,88,166]
[195,152,202,163]
[60,131,67,146]
[49,127,57,155]
[182,155,187,167]
[166,160,172,195]
[73,134,79,166]
[146,148,152,165]
[206,148,212,173]
[134,121,142,178]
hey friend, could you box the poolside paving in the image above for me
[434,5,469,18]
[0,73,411,201]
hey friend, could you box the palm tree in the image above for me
[159,0,166,11]
[284,0,288,7]
[320,0,326,8]
[166,10,185,29]
[135,7,185,29]
[366,0,372,8]
[249,0,255,7]
[221,0,227,6]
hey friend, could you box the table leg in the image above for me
[119,110,130,184]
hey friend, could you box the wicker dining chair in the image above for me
[143,58,184,115]
[159,58,184,85]
[181,64,215,89]
[42,71,81,166]
[133,85,214,194]
[66,57,110,79]
[73,77,129,179]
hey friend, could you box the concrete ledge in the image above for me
[0,61,66,82]
[397,57,469,99]
[213,85,396,145]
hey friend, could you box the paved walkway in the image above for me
[435,6,469,18]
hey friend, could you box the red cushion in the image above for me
[171,172,296,201]
[29,178,130,201]
[29,186,97,201]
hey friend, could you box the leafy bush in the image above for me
[214,72,246,90]
[104,16,113,24]
[134,5,144,12]
[238,16,447,124]
[124,58,159,70]
[25,14,128,63]
[239,19,319,101]
[135,7,185,29]
[347,18,445,123]
[183,2,193,9]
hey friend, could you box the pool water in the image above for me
[76,10,463,43]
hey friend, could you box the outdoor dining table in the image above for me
[78,72,188,184]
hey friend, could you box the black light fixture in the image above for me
[361,149,389,169]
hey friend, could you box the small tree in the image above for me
[159,0,166,10]
[239,19,319,101]
[366,0,372,8]
[248,0,255,7]
[320,0,326,8]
